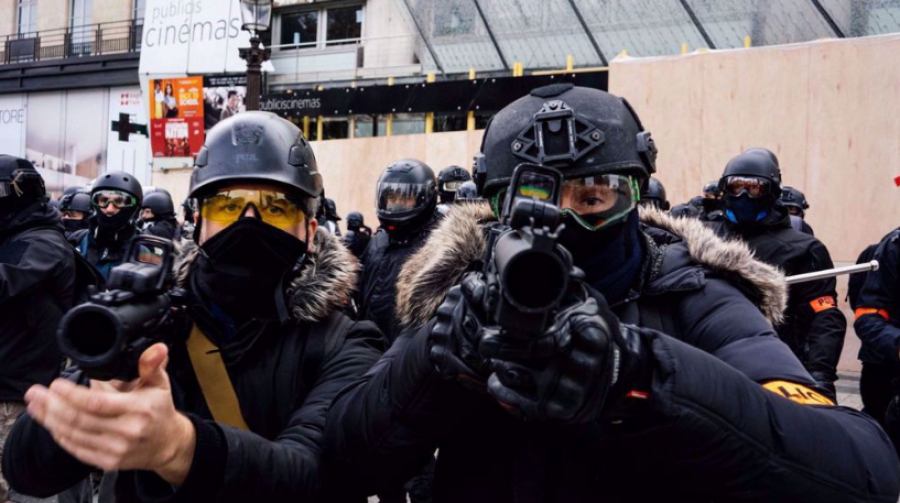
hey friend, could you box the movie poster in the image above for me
[149,76,205,157]
[203,75,247,130]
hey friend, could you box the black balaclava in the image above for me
[63,216,89,234]
[195,210,308,325]
[94,204,139,247]
[557,209,644,305]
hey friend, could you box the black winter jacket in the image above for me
[70,216,138,281]
[0,203,76,402]
[141,217,180,241]
[357,220,434,342]
[343,226,372,259]
[3,229,385,503]
[854,229,900,367]
[707,206,846,385]
[324,203,899,503]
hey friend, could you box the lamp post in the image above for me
[239,0,273,111]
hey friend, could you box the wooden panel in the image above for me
[311,130,484,232]
[610,34,900,263]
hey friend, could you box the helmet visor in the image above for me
[560,174,639,231]
[377,182,433,214]
[443,180,464,192]
[92,190,138,209]
[201,188,304,230]
[723,176,771,198]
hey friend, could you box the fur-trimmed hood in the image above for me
[175,228,358,323]
[396,202,787,329]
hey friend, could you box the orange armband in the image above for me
[809,296,836,313]
[855,307,890,320]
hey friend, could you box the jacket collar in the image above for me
[396,202,787,329]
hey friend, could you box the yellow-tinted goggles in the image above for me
[201,188,304,230]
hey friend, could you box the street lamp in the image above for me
[239,0,273,111]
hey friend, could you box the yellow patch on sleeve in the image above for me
[762,381,835,406]
[809,296,836,313]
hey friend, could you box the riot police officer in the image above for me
[437,165,472,205]
[0,156,75,502]
[2,112,383,502]
[70,172,143,280]
[141,189,180,241]
[59,189,91,239]
[707,149,846,395]
[343,211,372,259]
[781,186,815,235]
[639,176,670,210]
[357,159,439,342]
[671,181,722,220]
[853,229,900,452]
[324,84,898,502]
[454,181,479,202]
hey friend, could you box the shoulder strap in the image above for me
[186,325,250,430]
[302,313,353,390]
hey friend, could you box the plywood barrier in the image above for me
[610,33,900,263]
[152,130,485,234]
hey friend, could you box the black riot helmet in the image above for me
[190,111,322,201]
[743,147,780,168]
[719,151,782,225]
[437,165,472,204]
[476,84,657,231]
[375,159,437,236]
[59,186,84,211]
[324,197,341,221]
[92,171,143,202]
[142,190,175,219]
[703,181,722,199]
[90,171,144,229]
[781,186,809,218]
[0,155,46,223]
[477,84,656,196]
[68,192,92,214]
[455,181,479,202]
[640,177,670,211]
[346,211,365,229]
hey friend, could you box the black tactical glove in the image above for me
[428,272,494,389]
[485,295,634,424]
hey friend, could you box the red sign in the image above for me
[150,118,204,158]
[149,77,205,157]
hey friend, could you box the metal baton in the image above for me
[785,260,879,285]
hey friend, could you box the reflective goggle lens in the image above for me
[443,181,463,191]
[560,174,639,231]
[377,182,431,214]
[724,176,770,198]
[201,189,303,229]
[92,190,137,209]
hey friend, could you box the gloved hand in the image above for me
[485,296,627,423]
[428,272,494,389]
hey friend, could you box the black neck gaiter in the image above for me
[557,211,644,305]
[196,217,307,323]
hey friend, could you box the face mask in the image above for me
[196,217,307,323]
[63,218,88,234]
[724,194,769,225]
[96,206,136,230]
[557,211,643,304]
